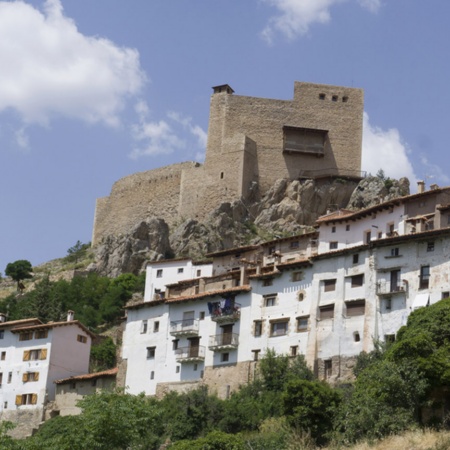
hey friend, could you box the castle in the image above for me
[92,82,364,245]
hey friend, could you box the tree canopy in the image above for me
[5,259,33,290]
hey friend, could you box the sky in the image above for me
[1,0,449,273]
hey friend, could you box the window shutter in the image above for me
[23,350,30,361]
[34,372,39,381]
[15,395,22,406]
[22,373,28,383]
[40,349,47,360]
[31,394,37,405]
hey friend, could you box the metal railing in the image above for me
[169,319,199,336]
[175,346,205,361]
[208,333,239,350]
[376,281,405,295]
[210,303,241,323]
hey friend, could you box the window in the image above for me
[385,298,392,311]
[420,266,430,289]
[0,330,4,339]
[176,366,180,373]
[427,241,435,252]
[156,269,163,278]
[77,335,87,343]
[91,379,97,387]
[290,346,298,357]
[23,372,39,382]
[35,330,48,339]
[351,274,364,288]
[323,279,336,292]
[268,246,276,255]
[199,312,205,320]
[141,320,148,334]
[319,93,326,100]
[442,292,450,300]
[172,340,179,350]
[196,270,201,277]
[177,268,184,274]
[221,353,229,362]
[24,349,47,361]
[7,372,12,383]
[342,96,348,103]
[252,349,261,361]
[150,371,154,380]
[297,316,309,332]
[153,321,160,333]
[270,320,289,337]
[319,304,335,320]
[0,373,2,384]
[324,360,332,379]
[352,254,359,264]
[292,271,303,282]
[331,226,336,233]
[16,394,37,406]
[365,231,371,244]
[297,291,305,302]
[385,334,396,344]
[353,332,361,342]
[390,247,399,257]
[329,241,338,250]
[290,241,299,249]
[1,352,5,360]
[220,172,224,179]
[378,231,383,239]
[263,278,273,287]
[193,363,198,371]
[146,347,156,359]
[346,224,350,231]
[345,300,366,317]
[332,95,338,102]
[254,320,262,337]
[19,332,33,341]
[3,402,7,409]
[264,295,276,307]
[283,126,327,156]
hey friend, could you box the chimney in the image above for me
[430,183,439,190]
[417,180,425,193]
[67,310,75,322]
[0,313,6,323]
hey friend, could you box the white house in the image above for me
[0,312,93,437]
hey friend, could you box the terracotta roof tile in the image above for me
[54,368,118,384]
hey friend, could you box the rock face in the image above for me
[93,176,411,277]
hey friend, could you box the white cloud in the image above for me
[130,105,207,160]
[362,112,416,183]
[261,0,381,43]
[418,155,450,186]
[0,0,145,132]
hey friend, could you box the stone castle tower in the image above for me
[92,82,364,246]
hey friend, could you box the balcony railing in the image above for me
[208,333,239,351]
[210,303,241,324]
[175,346,205,363]
[376,282,405,296]
[169,319,199,337]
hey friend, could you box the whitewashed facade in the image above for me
[122,186,450,397]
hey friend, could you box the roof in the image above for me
[0,318,42,329]
[206,245,259,258]
[10,320,96,339]
[316,186,450,225]
[260,231,318,247]
[54,368,118,385]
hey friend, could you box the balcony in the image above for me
[210,303,241,324]
[376,282,406,296]
[208,333,239,352]
[169,319,199,337]
[175,346,205,363]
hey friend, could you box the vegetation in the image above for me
[4,259,33,291]
[65,240,91,264]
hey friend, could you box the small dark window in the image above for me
[346,224,350,231]
[265,295,276,307]
[290,346,298,357]
[172,340,179,350]
[297,316,309,332]
[263,278,273,287]
[324,279,336,292]
[346,300,366,317]
[254,321,262,337]
[319,304,335,320]
[153,321,160,333]
[351,274,364,288]
[324,360,332,379]
[220,172,224,179]
[442,292,450,299]
[290,241,299,249]
[176,366,180,373]
[331,226,336,233]
[270,321,289,337]
[353,254,359,264]
[329,241,338,250]
[150,371,154,380]
[177,268,184,274]
[427,242,435,252]
[0,331,3,339]
[199,312,205,320]
[319,93,326,100]
[221,353,229,362]
[292,271,303,282]
[147,347,156,359]
[353,332,361,342]
[342,96,348,103]
[252,349,261,361]
[332,95,338,102]
[156,269,163,278]
[196,270,201,277]
[391,248,399,257]
[420,266,430,289]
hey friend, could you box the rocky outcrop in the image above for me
[93,176,411,277]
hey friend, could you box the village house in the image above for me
[0,311,93,437]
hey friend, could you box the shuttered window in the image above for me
[346,300,366,317]
[319,304,334,320]
[323,279,336,292]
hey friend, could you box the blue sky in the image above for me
[0,0,449,273]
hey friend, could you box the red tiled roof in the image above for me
[0,318,42,329]
[166,285,252,303]
[206,245,259,258]
[54,368,118,385]
[10,320,95,339]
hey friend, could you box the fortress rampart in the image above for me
[92,82,364,246]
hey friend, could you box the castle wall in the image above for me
[92,162,196,245]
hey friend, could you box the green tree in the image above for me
[90,337,117,372]
[66,240,90,264]
[5,259,33,290]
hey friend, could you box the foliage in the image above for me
[159,387,224,441]
[170,430,246,450]
[353,340,386,377]
[28,390,163,450]
[65,240,90,264]
[282,379,340,445]
[5,259,33,289]
[90,337,117,372]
